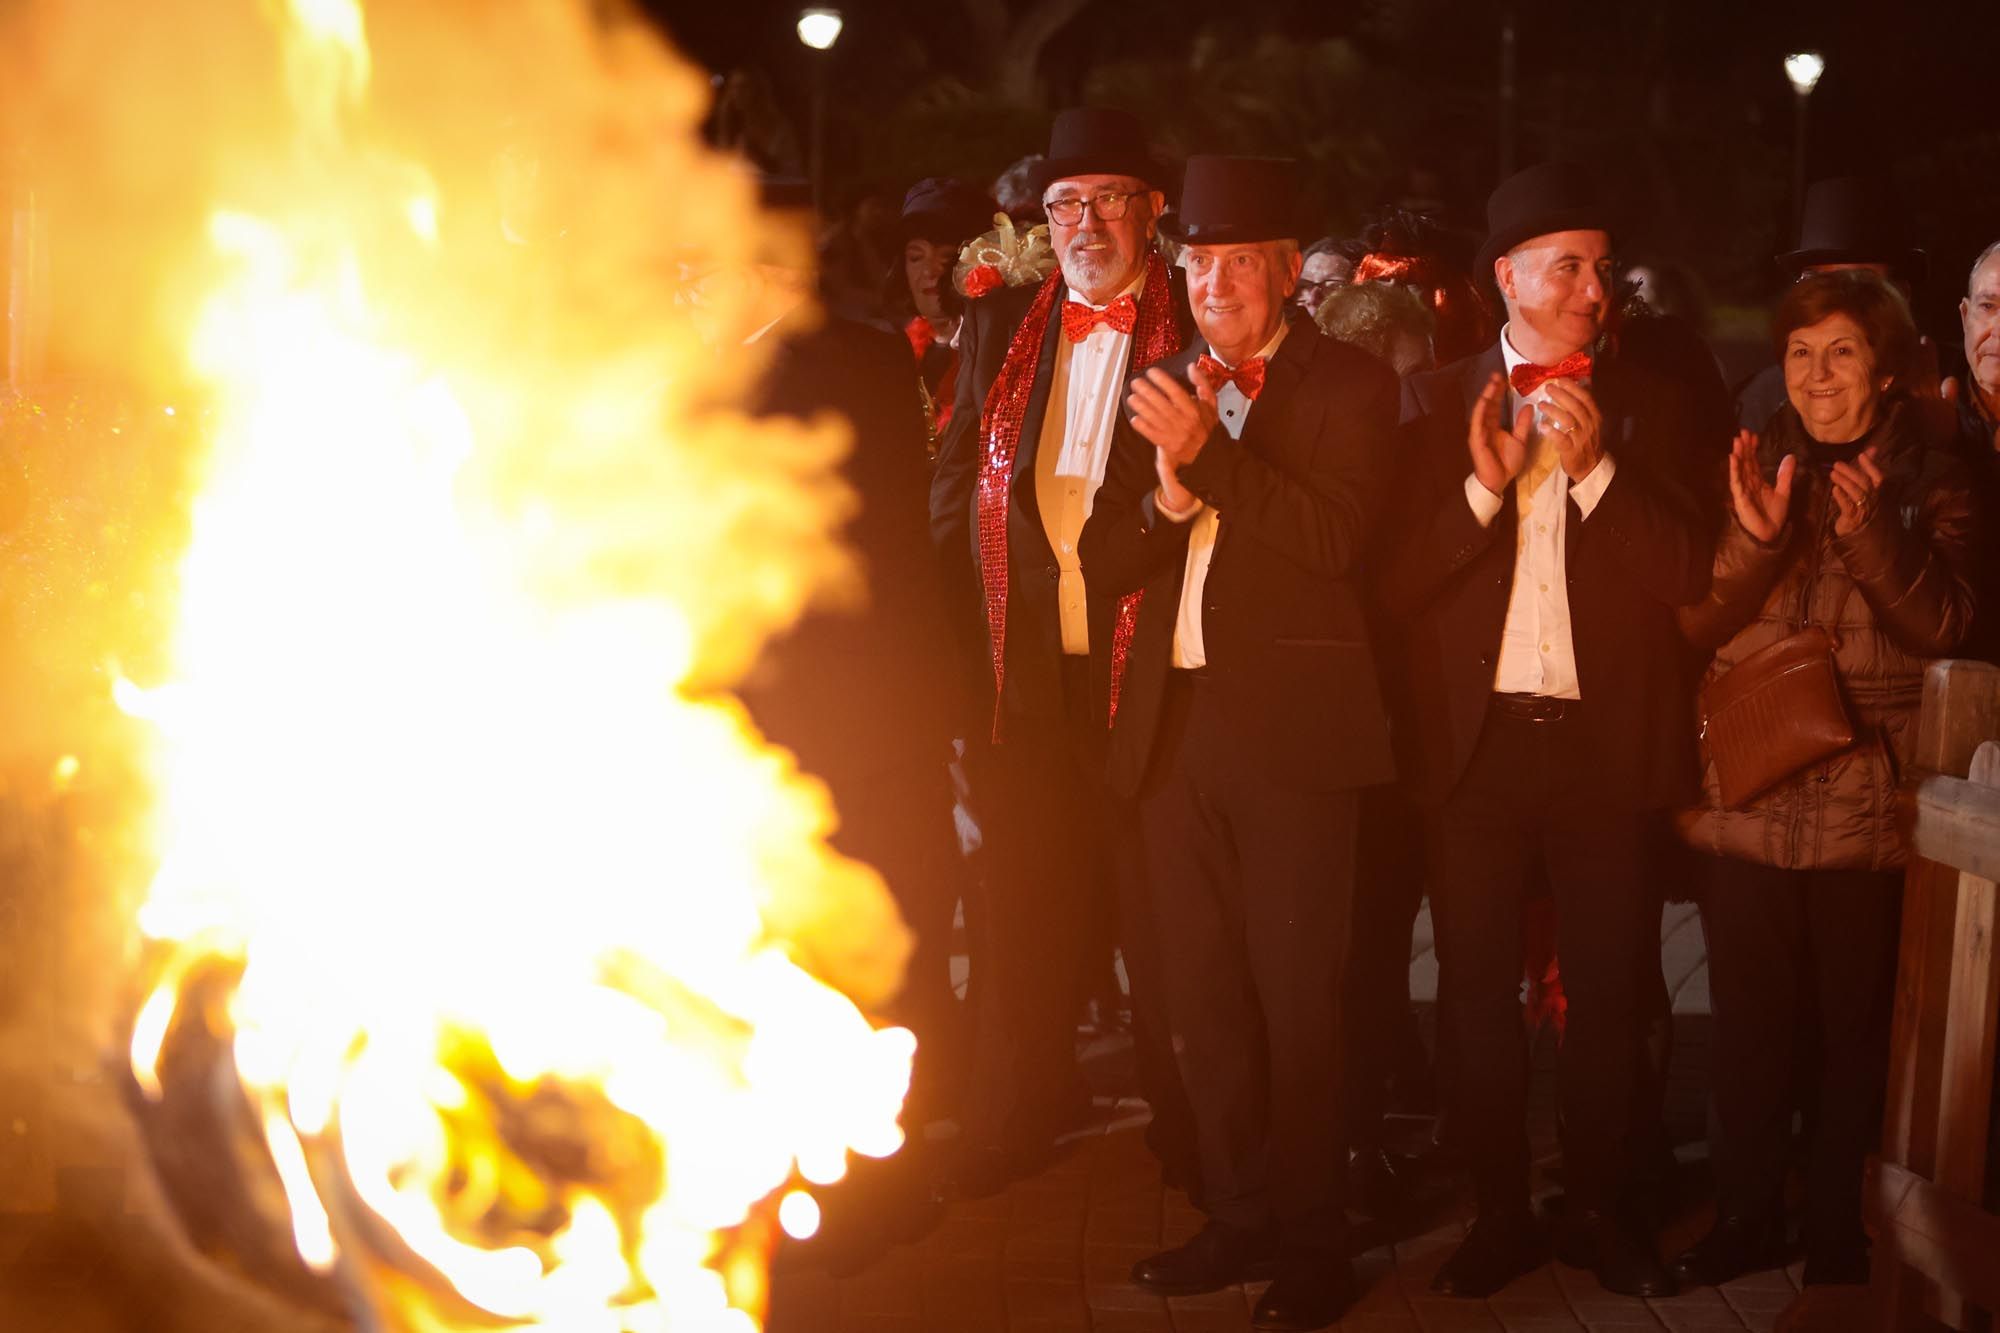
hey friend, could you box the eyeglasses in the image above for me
[1042,190,1141,226]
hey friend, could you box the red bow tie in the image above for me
[1061,294,1139,342]
[1197,353,1267,400]
[1509,351,1593,397]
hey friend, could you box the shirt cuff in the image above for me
[1154,485,1206,524]
[1568,452,1617,518]
[1463,472,1505,528]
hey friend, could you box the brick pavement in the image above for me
[766,1093,1807,1333]
[766,902,1803,1333]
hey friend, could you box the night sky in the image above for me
[637,0,2000,332]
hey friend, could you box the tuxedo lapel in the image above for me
[1458,342,1506,422]
[1012,285,1068,488]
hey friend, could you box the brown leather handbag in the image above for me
[1699,607,1856,809]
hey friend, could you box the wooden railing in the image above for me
[1869,658,2000,1331]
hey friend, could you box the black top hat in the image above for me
[1159,156,1302,246]
[1475,161,1614,272]
[900,177,998,244]
[1776,177,1927,284]
[1028,107,1167,197]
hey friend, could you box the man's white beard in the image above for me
[1060,247,1121,295]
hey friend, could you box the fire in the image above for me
[109,0,912,1328]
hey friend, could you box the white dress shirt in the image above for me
[1036,269,1148,656]
[1157,323,1290,669]
[1462,324,1616,698]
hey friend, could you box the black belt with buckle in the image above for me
[1489,692,1574,722]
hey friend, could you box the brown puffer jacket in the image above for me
[1675,397,1982,870]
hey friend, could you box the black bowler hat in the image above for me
[899,177,998,243]
[1160,155,1302,245]
[1777,177,1927,284]
[1029,107,1167,196]
[1475,161,1615,272]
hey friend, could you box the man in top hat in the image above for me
[929,107,1198,1197]
[1736,176,1930,430]
[1080,155,1397,1329]
[1382,161,1718,1298]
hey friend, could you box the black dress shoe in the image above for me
[1671,1214,1787,1288]
[1131,1221,1277,1296]
[1431,1214,1548,1298]
[1252,1258,1358,1330]
[1556,1209,1678,1298]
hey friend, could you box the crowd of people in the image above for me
[712,105,2000,1332]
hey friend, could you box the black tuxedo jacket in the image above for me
[1079,316,1399,799]
[928,270,1196,739]
[740,309,956,786]
[1381,341,1720,809]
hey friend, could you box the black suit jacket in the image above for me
[739,309,956,787]
[1381,341,1721,809]
[1079,316,1399,799]
[928,270,1196,739]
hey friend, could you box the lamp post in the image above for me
[796,8,843,216]
[1784,50,1825,236]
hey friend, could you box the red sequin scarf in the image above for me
[973,251,1184,741]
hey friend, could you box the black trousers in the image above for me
[1698,855,1901,1263]
[1428,702,1648,1218]
[962,657,1191,1166]
[1137,672,1358,1254]
[1345,782,1430,1151]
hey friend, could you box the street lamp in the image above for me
[797,9,843,214]
[1784,50,1825,235]
[796,8,843,50]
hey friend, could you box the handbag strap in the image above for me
[1797,471,1857,642]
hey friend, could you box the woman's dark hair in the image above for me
[1772,270,1920,388]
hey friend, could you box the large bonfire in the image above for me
[72,0,913,1327]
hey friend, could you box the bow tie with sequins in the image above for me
[1060,294,1139,342]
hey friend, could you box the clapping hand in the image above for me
[1828,444,1885,537]
[1467,372,1531,496]
[1130,361,1221,514]
[1541,379,1606,481]
[1727,429,1795,544]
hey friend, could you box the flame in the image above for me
[111,0,912,1328]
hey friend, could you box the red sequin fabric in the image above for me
[974,251,1185,740]
[1060,293,1139,343]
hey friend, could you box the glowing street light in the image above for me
[1783,50,1825,97]
[798,9,844,214]
[796,8,843,51]
[1784,50,1825,234]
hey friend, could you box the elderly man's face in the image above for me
[1184,241,1302,365]
[1044,173,1162,305]
[1495,229,1612,360]
[1962,253,2000,409]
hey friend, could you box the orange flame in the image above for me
[109,0,911,1327]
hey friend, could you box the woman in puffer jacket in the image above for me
[1670,271,1982,1291]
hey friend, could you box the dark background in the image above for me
[639,0,2000,346]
